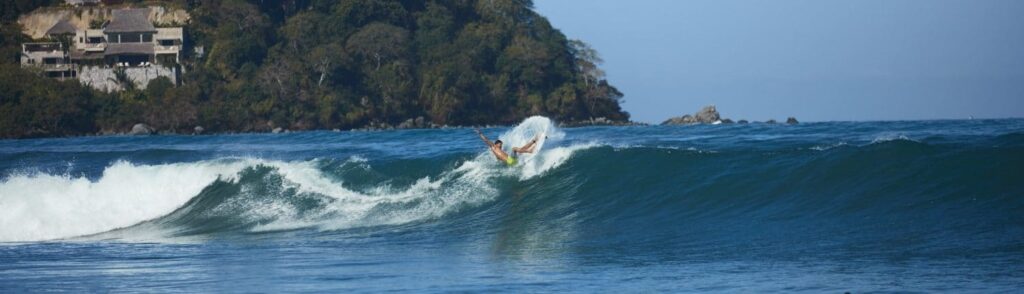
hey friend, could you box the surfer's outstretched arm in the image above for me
[474,128,494,147]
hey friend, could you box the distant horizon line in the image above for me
[631,116,1023,124]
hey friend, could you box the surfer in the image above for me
[474,128,540,166]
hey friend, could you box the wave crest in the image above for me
[0,116,591,242]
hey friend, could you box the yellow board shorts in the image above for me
[505,157,517,166]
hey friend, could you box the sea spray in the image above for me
[0,160,251,242]
[0,119,1022,291]
[0,116,594,242]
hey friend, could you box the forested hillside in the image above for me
[0,0,629,138]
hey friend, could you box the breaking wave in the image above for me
[1,118,1021,250]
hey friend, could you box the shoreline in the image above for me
[3,117,1019,141]
[0,120,636,140]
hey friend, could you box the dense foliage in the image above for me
[0,0,628,138]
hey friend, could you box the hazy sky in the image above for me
[535,0,1024,122]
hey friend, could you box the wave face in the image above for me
[0,118,1022,257]
[0,116,574,242]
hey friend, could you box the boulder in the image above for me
[397,118,415,129]
[765,119,777,124]
[786,117,799,124]
[694,105,721,123]
[721,118,734,124]
[272,127,284,134]
[662,114,697,125]
[661,105,721,125]
[193,126,204,135]
[129,123,154,135]
[414,116,426,128]
[737,120,749,124]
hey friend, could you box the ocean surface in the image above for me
[1,117,1022,292]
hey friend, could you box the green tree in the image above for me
[0,0,630,138]
[346,23,411,71]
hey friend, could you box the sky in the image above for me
[534,0,1024,123]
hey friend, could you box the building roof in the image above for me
[65,0,100,5]
[46,19,78,35]
[105,9,156,33]
[155,27,184,40]
[70,50,104,60]
[106,43,154,55]
[22,42,63,52]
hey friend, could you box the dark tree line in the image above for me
[0,0,628,138]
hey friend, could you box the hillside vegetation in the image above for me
[0,0,628,138]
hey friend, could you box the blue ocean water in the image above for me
[1,117,1022,292]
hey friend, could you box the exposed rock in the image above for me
[721,118,734,124]
[360,121,396,131]
[193,126,204,135]
[129,123,154,135]
[786,117,799,124]
[765,119,777,124]
[272,127,283,134]
[694,105,720,123]
[662,105,721,125]
[392,116,429,129]
[662,114,697,125]
[397,118,415,129]
[737,120,749,124]
[561,117,646,127]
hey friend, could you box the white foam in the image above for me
[0,116,594,242]
[0,160,251,242]
[497,116,564,148]
[519,143,596,180]
[810,142,849,151]
[248,124,556,232]
[489,116,591,179]
[869,134,917,144]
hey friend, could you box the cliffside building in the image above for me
[20,8,184,91]
[66,8,183,66]
[65,0,101,6]
[21,42,75,79]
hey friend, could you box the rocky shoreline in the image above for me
[29,109,798,138]
[100,116,648,137]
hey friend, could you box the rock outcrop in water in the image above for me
[560,117,648,127]
[662,115,695,125]
[662,105,724,125]
[662,106,801,126]
[694,106,721,123]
